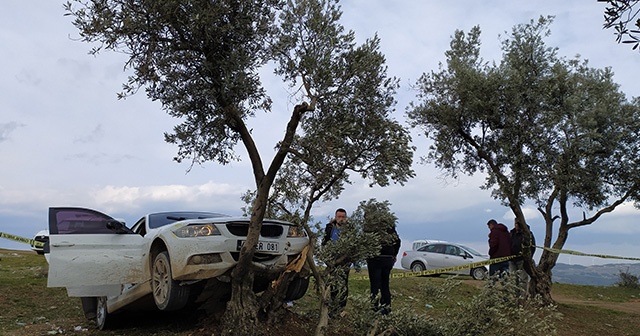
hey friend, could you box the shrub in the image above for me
[439,273,561,336]
[342,274,560,336]
[346,293,442,336]
[420,276,460,302]
[615,268,640,289]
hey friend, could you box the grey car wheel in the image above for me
[96,297,109,330]
[411,262,426,272]
[471,267,487,280]
[152,251,190,311]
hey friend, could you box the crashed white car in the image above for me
[46,207,310,329]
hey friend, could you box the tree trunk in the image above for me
[525,202,571,305]
[314,283,331,336]
[221,271,260,336]
[220,187,269,335]
[527,266,554,304]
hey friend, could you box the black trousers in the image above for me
[367,256,395,308]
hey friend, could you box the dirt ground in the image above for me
[552,292,640,315]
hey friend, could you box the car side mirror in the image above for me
[107,220,133,234]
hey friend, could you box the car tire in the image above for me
[285,275,310,301]
[411,262,426,273]
[471,267,487,280]
[96,297,110,330]
[152,251,190,311]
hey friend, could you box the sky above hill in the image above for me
[1,1,639,267]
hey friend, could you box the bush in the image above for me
[419,276,460,302]
[342,274,560,336]
[439,273,561,336]
[346,293,442,336]
[615,268,640,289]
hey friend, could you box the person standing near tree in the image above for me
[510,218,536,289]
[322,208,351,318]
[365,223,401,315]
[487,219,511,276]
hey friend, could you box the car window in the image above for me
[432,244,446,254]
[445,245,460,256]
[419,244,437,253]
[131,218,147,236]
[459,245,484,256]
[49,208,118,235]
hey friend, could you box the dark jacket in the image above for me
[378,228,401,258]
[510,225,536,262]
[488,223,512,258]
[322,220,337,246]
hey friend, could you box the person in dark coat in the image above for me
[510,218,536,289]
[366,226,401,315]
[487,219,512,276]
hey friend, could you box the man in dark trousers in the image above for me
[366,225,401,315]
[510,218,536,290]
[487,219,512,276]
[322,208,350,318]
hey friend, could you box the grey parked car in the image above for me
[400,242,488,280]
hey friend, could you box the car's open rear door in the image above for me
[47,207,145,297]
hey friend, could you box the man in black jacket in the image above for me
[366,225,401,315]
[510,218,536,291]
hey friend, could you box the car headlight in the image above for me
[173,224,221,238]
[287,226,306,238]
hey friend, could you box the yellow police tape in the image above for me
[0,231,45,248]
[352,246,640,281]
[536,246,640,261]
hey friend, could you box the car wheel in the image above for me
[152,251,190,311]
[471,267,487,280]
[411,262,426,272]
[95,297,110,330]
[285,275,310,301]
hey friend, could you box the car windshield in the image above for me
[148,212,228,229]
[459,245,484,256]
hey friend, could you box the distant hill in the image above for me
[552,262,640,286]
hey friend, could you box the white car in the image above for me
[410,239,447,251]
[400,241,488,280]
[30,229,49,255]
[46,207,310,329]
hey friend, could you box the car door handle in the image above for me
[51,242,75,247]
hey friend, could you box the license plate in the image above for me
[236,240,279,252]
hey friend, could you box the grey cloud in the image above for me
[73,124,104,144]
[0,122,24,142]
[64,152,135,165]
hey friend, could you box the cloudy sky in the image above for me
[2,1,639,267]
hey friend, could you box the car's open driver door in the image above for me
[47,207,145,297]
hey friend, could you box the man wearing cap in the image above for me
[487,219,512,276]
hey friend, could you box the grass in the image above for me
[1,249,639,335]
[552,282,640,302]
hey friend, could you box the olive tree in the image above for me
[247,114,413,333]
[64,0,411,333]
[407,16,640,304]
[240,62,414,332]
[602,0,640,52]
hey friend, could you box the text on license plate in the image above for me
[236,240,279,252]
